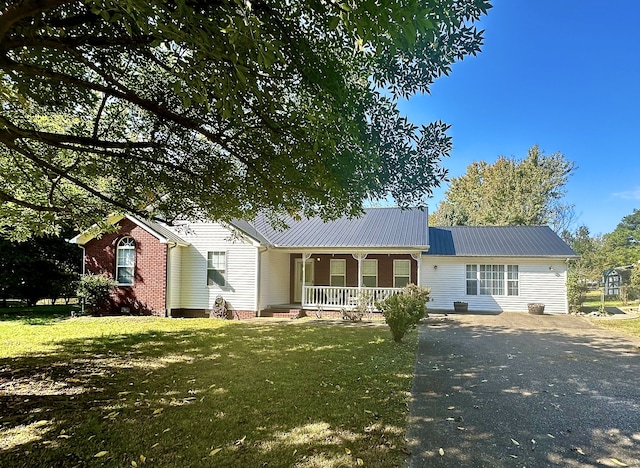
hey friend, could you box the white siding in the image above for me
[258,250,290,310]
[421,256,569,314]
[174,223,259,312]
[167,245,183,310]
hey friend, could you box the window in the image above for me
[330,259,346,287]
[361,259,378,287]
[466,264,518,296]
[479,264,504,295]
[116,237,135,285]
[507,265,519,296]
[394,259,411,288]
[207,251,226,287]
[466,265,478,295]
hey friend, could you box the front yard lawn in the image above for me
[594,317,640,339]
[0,316,416,467]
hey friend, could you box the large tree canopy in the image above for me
[431,145,576,232]
[0,0,490,239]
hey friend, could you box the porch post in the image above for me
[352,253,368,293]
[411,253,421,287]
[301,253,312,308]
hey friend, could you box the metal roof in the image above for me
[131,216,190,246]
[427,226,578,257]
[231,208,429,248]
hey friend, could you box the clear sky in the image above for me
[398,0,640,235]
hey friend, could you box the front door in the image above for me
[294,258,314,303]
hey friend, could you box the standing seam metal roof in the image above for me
[231,208,429,248]
[426,226,578,257]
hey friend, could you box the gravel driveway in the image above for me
[406,313,640,467]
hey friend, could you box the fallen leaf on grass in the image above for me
[438,448,444,456]
[610,459,628,467]
[511,438,520,446]
[153,408,163,415]
[357,458,364,465]
[209,448,222,456]
[445,417,455,421]
[131,462,137,467]
[447,406,455,410]
[345,448,351,455]
[94,451,108,458]
[547,434,555,439]
[510,455,518,459]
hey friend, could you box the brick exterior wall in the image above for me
[83,218,167,316]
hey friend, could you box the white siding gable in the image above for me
[173,223,259,312]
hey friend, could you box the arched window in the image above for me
[116,237,135,285]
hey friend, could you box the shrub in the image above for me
[377,284,430,342]
[76,274,117,315]
[341,290,373,322]
[566,270,588,313]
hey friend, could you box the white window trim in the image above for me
[466,264,519,297]
[393,259,411,288]
[207,251,227,287]
[115,236,135,286]
[330,259,346,287]
[361,259,378,288]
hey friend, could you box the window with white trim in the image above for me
[480,264,504,295]
[207,251,226,287]
[466,265,478,295]
[361,259,378,287]
[394,259,411,288]
[330,259,346,287]
[466,264,518,296]
[507,265,519,296]
[116,237,135,285]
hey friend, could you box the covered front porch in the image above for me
[287,251,422,311]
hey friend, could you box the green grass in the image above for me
[580,290,639,312]
[0,316,417,467]
[594,317,640,338]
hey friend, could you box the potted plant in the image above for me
[527,303,545,315]
[453,301,468,312]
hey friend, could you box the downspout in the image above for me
[255,247,262,317]
[165,242,176,318]
[80,245,86,315]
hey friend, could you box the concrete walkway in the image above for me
[406,313,640,467]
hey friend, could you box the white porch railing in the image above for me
[303,286,402,310]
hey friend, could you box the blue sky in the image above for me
[398,0,640,235]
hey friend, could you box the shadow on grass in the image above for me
[0,320,414,467]
[407,314,640,467]
[0,304,79,324]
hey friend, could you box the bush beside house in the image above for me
[377,284,430,342]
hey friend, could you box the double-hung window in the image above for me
[466,265,478,295]
[116,237,135,285]
[479,265,505,295]
[507,265,519,296]
[330,259,346,287]
[361,259,378,287]
[394,259,411,288]
[207,251,226,287]
[466,264,518,296]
